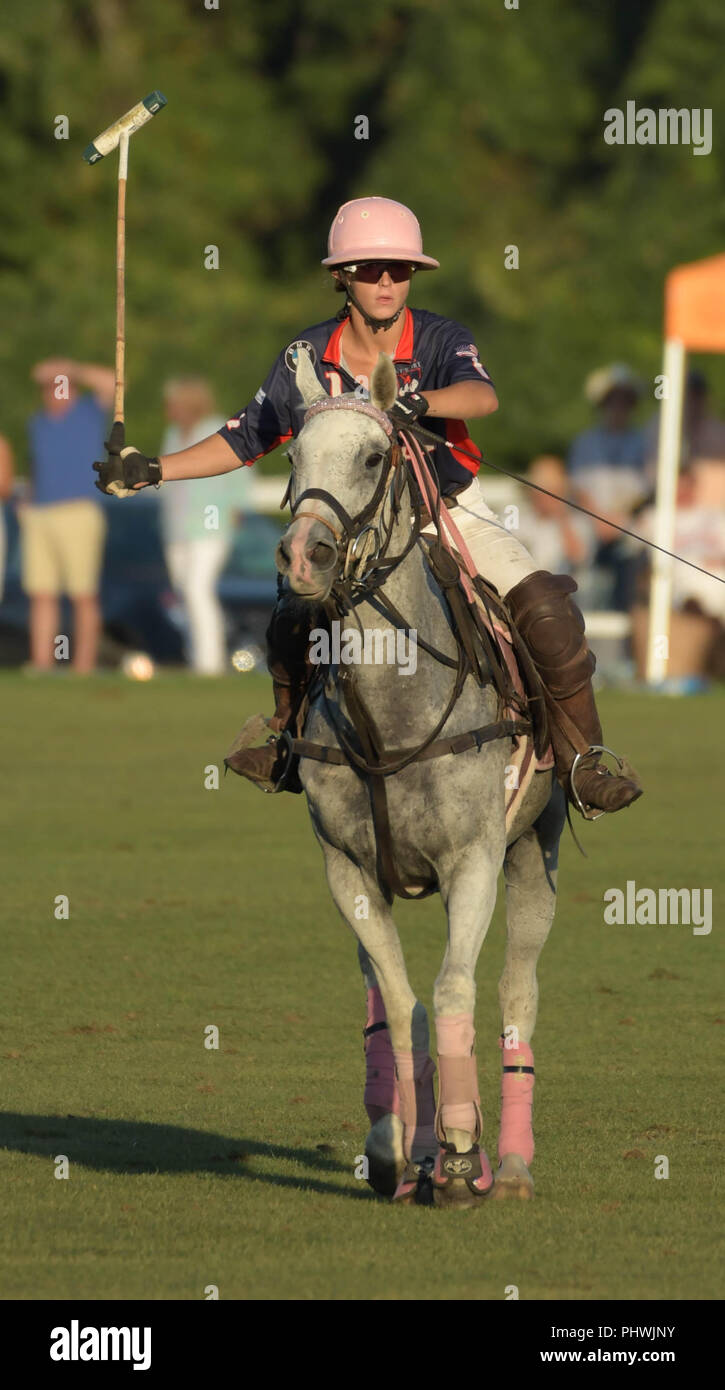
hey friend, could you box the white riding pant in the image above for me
[165,536,231,674]
[419,475,539,597]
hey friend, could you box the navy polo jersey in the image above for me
[218,307,494,498]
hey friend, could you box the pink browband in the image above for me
[303,396,394,436]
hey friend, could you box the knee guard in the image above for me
[506,571,595,701]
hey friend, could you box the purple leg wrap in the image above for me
[364,987,400,1124]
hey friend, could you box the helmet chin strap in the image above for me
[337,270,405,333]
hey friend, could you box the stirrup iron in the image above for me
[264,728,297,794]
[570,744,624,821]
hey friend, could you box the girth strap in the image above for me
[286,717,531,771]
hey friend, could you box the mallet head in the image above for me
[83,91,167,164]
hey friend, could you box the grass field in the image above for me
[1,671,723,1301]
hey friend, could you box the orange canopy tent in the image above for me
[647,252,725,682]
[665,252,725,352]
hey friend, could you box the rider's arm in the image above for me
[422,381,498,420]
[159,352,293,481]
[424,322,498,419]
[159,432,241,480]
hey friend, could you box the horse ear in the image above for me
[294,347,328,407]
[370,352,398,412]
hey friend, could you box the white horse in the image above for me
[275,348,566,1206]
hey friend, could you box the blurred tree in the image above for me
[1,0,724,478]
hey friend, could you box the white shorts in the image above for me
[420,475,538,597]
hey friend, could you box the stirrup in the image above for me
[224,718,298,795]
[570,744,624,821]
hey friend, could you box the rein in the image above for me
[398,417,725,587]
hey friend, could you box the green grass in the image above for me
[1,672,723,1300]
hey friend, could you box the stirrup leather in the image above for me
[265,728,297,794]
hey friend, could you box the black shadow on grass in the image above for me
[0,1113,378,1202]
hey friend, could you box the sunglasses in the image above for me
[343,261,416,283]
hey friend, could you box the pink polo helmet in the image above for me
[321,197,440,270]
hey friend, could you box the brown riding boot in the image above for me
[225,595,322,793]
[224,663,304,792]
[505,571,643,817]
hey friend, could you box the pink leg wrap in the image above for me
[498,1034,535,1164]
[435,1013,481,1139]
[363,987,400,1124]
[393,1049,437,1159]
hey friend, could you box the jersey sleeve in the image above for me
[217,351,293,466]
[435,320,495,389]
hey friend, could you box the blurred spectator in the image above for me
[21,359,112,673]
[644,368,725,487]
[0,433,14,603]
[631,468,725,691]
[569,363,648,610]
[516,455,596,591]
[160,377,252,674]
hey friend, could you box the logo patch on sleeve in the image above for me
[285,340,317,371]
[454,344,491,382]
[225,412,246,430]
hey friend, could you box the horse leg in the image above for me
[493,790,564,1200]
[432,847,502,1208]
[318,842,436,1201]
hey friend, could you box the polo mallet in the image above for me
[83,92,167,455]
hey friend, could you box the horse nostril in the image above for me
[276,540,290,569]
[309,540,336,570]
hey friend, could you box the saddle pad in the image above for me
[471,589,555,832]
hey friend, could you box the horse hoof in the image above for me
[392,1156,436,1206]
[432,1146,493,1209]
[491,1153,534,1200]
[367,1150,405,1198]
[365,1114,405,1198]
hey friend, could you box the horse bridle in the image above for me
[281,396,415,590]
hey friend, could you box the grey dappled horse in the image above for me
[278,349,566,1206]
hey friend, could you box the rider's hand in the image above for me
[387,391,430,428]
[93,446,162,497]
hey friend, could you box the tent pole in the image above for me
[646,337,686,683]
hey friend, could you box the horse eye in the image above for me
[365,451,385,469]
